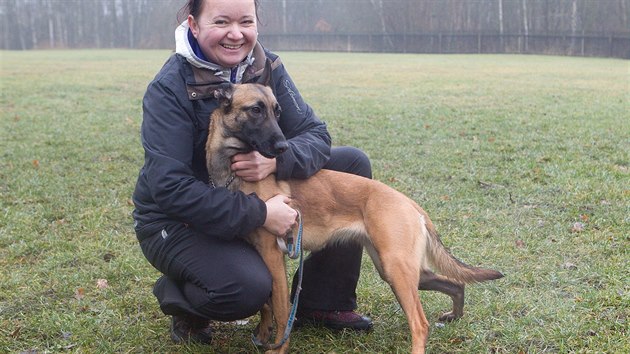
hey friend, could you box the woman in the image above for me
[132,0,372,344]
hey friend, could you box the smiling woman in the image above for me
[133,0,373,347]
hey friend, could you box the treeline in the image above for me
[1,0,629,52]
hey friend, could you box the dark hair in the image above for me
[178,0,260,23]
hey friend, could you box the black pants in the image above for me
[139,146,372,321]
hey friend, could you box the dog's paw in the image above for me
[254,323,273,345]
[438,311,462,322]
[265,347,289,354]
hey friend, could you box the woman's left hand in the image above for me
[231,151,277,182]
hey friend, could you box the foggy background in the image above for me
[2,0,629,58]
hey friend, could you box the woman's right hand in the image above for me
[263,194,297,236]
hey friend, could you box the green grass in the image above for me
[1,49,628,353]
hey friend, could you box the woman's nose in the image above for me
[226,23,244,40]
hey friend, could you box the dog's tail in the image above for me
[424,218,503,284]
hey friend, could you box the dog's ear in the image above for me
[213,83,234,109]
[256,58,273,87]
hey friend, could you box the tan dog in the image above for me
[205,69,503,354]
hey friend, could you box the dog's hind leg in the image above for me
[371,243,428,354]
[385,260,429,354]
[418,269,465,321]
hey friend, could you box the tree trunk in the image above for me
[522,0,529,52]
[498,0,504,51]
[47,0,55,48]
[570,0,579,55]
[370,0,393,51]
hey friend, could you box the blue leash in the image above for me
[252,211,304,350]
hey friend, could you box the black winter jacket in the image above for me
[132,43,331,241]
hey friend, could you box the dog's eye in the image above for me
[274,104,282,119]
[250,106,262,115]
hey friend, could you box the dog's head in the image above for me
[213,65,288,159]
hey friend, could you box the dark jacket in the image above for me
[132,43,331,241]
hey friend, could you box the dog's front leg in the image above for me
[254,301,274,345]
[253,230,291,354]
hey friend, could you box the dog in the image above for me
[205,66,503,354]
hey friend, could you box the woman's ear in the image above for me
[188,14,199,38]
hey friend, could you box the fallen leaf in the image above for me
[10,326,21,338]
[32,159,40,168]
[74,287,85,300]
[571,222,585,233]
[52,218,66,227]
[102,253,115,262]
[96,279,108,289]
[579,214,589,222]
[562,262,578,270]
[449,336,465,344]
[440,195,450,201]
[478,181,493,189]
[515,239,525,248]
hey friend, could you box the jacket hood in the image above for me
[175,20,254,83]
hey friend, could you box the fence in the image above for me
[259,32,630,59]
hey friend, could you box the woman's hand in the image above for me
[263,194,297,236]
[231,151,277,182]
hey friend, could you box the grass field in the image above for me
[1,49,628,353]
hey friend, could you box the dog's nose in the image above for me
[274,141,289,154]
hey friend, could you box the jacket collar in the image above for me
[183,41,277,101]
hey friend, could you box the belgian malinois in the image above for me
[205,65,503,354]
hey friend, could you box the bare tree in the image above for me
[521,0,529,52]
[498,0,504,49]
[569,0,580,54]
[370,0,394,49]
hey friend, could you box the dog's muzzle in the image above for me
[273,141,289,155]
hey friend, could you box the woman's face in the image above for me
[188,0,258,68]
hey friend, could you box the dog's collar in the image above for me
[209,174,236,189]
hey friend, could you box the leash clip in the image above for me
[276,211,302,260]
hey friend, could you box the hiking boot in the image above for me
[295,309,373,331]
[170,315,212,344]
